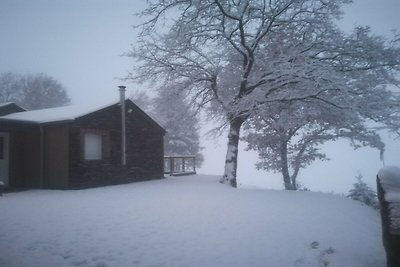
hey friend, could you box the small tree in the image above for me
[243,97,386,191]
[347,173,378,209]
[0,72,70,109]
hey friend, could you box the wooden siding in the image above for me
[44,124,69,188]
[0,100,165,189]
[4,124,42,188]
[68,101,165,188]
[1,123,68,189]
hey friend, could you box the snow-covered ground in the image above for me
[0,175,385,267]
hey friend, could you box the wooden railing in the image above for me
[164,155,196,176]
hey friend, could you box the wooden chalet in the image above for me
[0,98,166,189]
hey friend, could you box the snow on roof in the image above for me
[378,166,400,202]
[0,100,119,124]
[0,102,13,108]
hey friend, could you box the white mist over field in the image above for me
[199,125,400,193]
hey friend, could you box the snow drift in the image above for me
[0,175,385,267]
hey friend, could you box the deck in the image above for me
[164,155,196,176]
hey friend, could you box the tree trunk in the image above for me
[280,140,295,190]
[220,117,244,188]
[291,176,297,190]
[291,161,301,191]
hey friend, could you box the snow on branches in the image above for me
[128,0,400,187]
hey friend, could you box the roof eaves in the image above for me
[0,118,75,126]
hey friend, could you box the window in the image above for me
[80,129,110,161]
[84,133,102,160]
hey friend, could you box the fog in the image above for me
[1,0,399,193]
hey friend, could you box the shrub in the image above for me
[347,173,378,209]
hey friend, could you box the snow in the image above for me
[385,191,400,203]
[0,100,120,124]
[378,166,400,202]
[0,102,12,108]
[378,166,400,189]
[0,175,385,267]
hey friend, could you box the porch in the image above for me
[164,155,196,176]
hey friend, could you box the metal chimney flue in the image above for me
[118,85,127,165]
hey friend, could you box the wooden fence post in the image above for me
[170,157,174,175]
[0,181,4,196]
[377,166,400,267]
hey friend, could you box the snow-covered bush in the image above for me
[347,173,378,209]
[296,182,310,192]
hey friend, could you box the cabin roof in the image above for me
[0,101,115,124]
[0,99,165,133]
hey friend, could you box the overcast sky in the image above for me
[1,0,399,193]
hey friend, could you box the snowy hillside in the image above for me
[0,175,385,267]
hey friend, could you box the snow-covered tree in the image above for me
[130,89,204,167]
[0,72,70,109]
[0,72,21,103]
[128,0,400,187]
[243,99,385,190]
[153,89,204,166]
[243,25,400,190]
[347,173,378,209]
[129,89,154,114]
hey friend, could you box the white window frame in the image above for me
[84,133,102,160]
